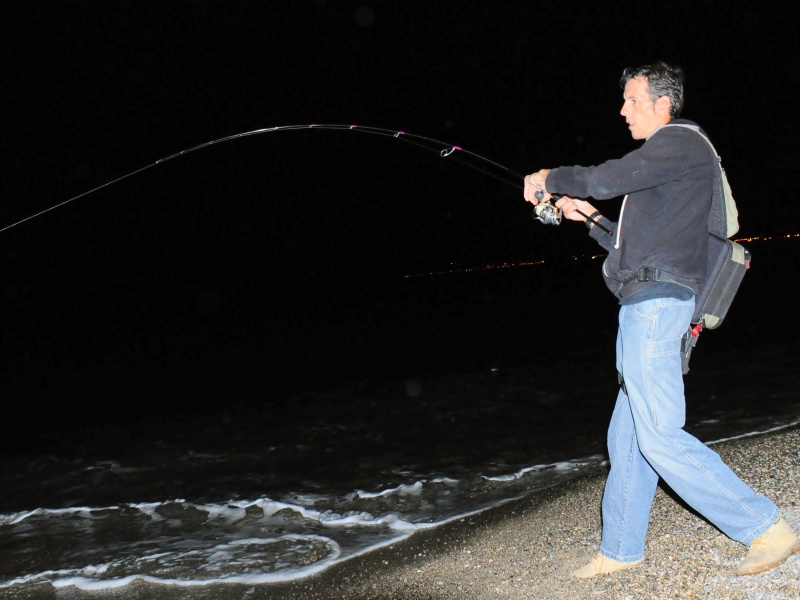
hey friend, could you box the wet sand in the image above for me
[10,425,798,600]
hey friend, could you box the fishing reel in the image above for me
[532,190,562,226]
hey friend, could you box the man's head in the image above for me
[619,61,685,140]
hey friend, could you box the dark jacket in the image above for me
[545,118,717,300]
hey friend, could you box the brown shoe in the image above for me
[572,553,643,578]
[737,517,800,576]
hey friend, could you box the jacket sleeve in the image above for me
[546,129,691,200]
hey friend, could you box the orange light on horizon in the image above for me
[402,233,798,280]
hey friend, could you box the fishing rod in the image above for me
[0,123,609,234]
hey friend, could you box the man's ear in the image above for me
[656,96,672,117]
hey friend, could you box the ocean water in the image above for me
[1,237,798,594]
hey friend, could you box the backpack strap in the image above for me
[659,123,737,238]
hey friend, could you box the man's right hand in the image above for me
[555,196,597,223]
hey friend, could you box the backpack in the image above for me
[663,124,751,373]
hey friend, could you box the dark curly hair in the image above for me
[620,61,685,118]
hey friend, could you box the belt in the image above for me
[622,267,671,284]
[622,267,695,290]
[636,267,664,282]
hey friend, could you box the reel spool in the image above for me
[532,189,562,226]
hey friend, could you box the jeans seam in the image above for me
[658,428,776,543]
[603,431,640,562]
[618,433,635,558]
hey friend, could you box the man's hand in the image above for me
[524,169,550,204]
[555,196,597,223]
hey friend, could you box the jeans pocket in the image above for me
[652,336,681,357]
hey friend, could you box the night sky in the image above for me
[3,2,798,437]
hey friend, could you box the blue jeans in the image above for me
[599,297,779,562]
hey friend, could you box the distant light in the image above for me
[400,234,797,280]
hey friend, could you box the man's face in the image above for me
[620,77,668,140]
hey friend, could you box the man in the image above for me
[524,61,799,578]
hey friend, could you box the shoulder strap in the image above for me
[659,123,739,237]
[661,122,717,153]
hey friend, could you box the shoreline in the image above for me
[266,425,800,599]
[25,425,799,600]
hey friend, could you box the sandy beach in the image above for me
[7,425,794,600]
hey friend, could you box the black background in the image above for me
[2,1,798,440]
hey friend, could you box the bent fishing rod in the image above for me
[0,123,609,234]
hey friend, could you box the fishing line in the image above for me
[0,124,528,234]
